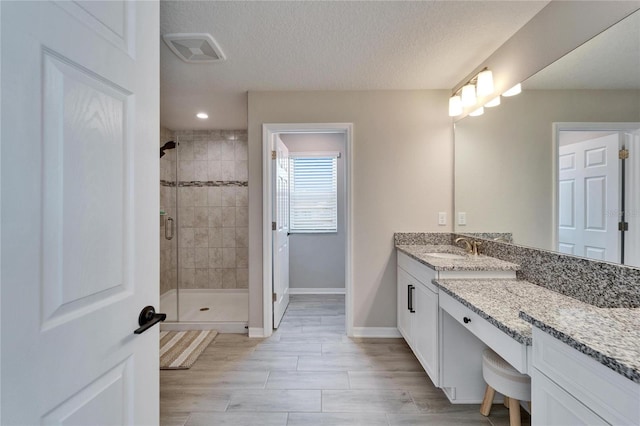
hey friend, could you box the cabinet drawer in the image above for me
[440,292,528,373]
[398,252,437,292]
[532,367,607,426]
[532,328,640,426]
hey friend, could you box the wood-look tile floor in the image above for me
[160,295,531,426]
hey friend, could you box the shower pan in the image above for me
[159,129,249,333]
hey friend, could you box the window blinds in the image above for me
[289,154,338,233]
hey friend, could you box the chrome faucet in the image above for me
[455,237,481,256]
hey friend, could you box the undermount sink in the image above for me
[425,252,467,260]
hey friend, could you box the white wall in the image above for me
[279,133,346,290]
[455,89,640,250]
[248,90,452,329]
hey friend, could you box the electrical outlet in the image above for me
[458,212,467,226]
[438,212,447,226]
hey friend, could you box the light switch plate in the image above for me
[458,212,467,226]
[438,212,447,226]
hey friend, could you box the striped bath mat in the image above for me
[159,330,217,370]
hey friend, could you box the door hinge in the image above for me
[272,150,277,160]
[619,221,629,231]
[272,292,277,302]
[272,221,276,231]
[619,149,629,160]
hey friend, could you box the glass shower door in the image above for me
[160,130,178,321]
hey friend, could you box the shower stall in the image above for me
[159,128,249,332]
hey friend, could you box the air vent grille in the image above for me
[163,33,226,63]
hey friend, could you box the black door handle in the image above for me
[408,285,416,313]
[134,305,166,334]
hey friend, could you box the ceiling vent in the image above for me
[163,33,226,63]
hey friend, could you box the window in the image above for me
[289,153,338,233]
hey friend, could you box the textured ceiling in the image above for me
[160,1,549,130]
[525,9,640,90]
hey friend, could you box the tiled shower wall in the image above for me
[174,130,249,290]
[160,127,177,295]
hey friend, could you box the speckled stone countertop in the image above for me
[396,244,520,272]
[434,278,640,383]
[520,307,640,384]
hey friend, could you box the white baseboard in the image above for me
[248,327,267,338]
[351,327,402,338]
[289,288,346,295]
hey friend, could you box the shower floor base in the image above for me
[160,289,248,334]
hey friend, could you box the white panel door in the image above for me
[1,1,159,425]
[558,134,619,262]
[624,130,640,267]
[273,136,290,328]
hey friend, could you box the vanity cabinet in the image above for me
[397,254,439,386]
[531,327,639,426]
[397,249,520,404]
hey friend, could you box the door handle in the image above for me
[134,306,166,334]
[165,216,174,240]
[408,285,416,313]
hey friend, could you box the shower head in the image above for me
[160,141,176,158]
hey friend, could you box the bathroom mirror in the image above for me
[454,9,640,267]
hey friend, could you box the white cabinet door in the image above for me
[397,268,413,344]
[1,1,159,424]
[532,369,607,426]
[413,283,440,386]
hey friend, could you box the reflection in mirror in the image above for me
[454,10,640,266]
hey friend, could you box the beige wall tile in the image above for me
[222,207,236,227]
[220,161,235,180]
[194,268,209,288]
[194,248,209,269]
[222,248,236,268]
[208,227,222,248]
[222,268,236,288]
[209,248,223,268]
[193,207,208,227]
[194,228,209,247]
[222,228,236,248]
[193,141,208,161]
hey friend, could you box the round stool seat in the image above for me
[482,348,531,402]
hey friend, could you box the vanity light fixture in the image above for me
[476,69,494,97]
[485,96,501,107]
[503,83,522,97]
[449,95,463,117]
[469,107,484,117]
[196,112,209,119]
[461,84,477,107]
[448,67,494,117]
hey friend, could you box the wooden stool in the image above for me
[480,348,531,426]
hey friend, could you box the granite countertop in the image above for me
[396,244,520,271]
[434,278,640,384]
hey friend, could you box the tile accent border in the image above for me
[161,180,248,188]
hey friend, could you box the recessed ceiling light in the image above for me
[196,112,208,119]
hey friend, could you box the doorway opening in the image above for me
[262,123,353,338]
[554,122,640,267]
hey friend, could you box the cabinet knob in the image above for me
[463,317,471,324]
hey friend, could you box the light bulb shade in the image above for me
[485,96,501,107]
[461,84,476,107]
[448,95,462,117]
[469,107,484,117]
[476,70,494,97]
[503,83,522,97]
